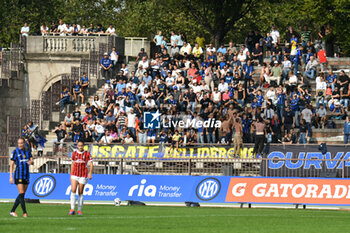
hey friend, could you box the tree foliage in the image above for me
[0,0,349,55]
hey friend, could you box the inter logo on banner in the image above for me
[143,111,161,129]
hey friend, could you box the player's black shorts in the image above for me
[15,178,29,185]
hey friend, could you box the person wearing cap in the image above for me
[331,101,345,120]
[135,48,148,70]
[100,52,112,80]
[266,61,282,85]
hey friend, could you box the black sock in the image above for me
[11,194,21,212]
[19,193,27,214]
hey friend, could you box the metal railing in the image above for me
[2,154,349,178]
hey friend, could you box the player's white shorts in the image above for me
[71,175,88,184]
[148,136,155,140]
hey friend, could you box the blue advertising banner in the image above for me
[2,173,350,205]
[0,173,229,203]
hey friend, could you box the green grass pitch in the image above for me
[1,203,350,233]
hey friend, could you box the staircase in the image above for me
[43,61,137,155]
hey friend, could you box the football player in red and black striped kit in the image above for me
[69,141,93,216]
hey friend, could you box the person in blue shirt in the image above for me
[9,137,33,217]
[207,52,217,64]
[73,80,84,105]
[153,30,163,53]
[344,116,350,144]
[256,90,264,107]
[100,52,112,79]
[56,86,73,113]
[243,60,255,89]
[292,45,302,75]
[241,114,252,143]
[116,79,126,93]
[225,72,233,83]
[290,94,300,126]
[80,73,89,95]
[159,130,167,144]
[143,72,153,86]
[327,69,337,91]
[265,32,273,58]
[127,88,136,107]
[217,44,227,55]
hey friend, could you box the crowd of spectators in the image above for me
[20,20,117,37]
[52,26,349,156]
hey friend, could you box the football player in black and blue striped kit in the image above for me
[9,138,33,217]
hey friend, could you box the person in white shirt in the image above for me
[282,56,292,79]
[237,50,247,63]
[126,80,137,91]
[138,56,149,70]
[80,25,88,35]
[218,79,228,93]
[206,44,216,54]
[106,25,116,35]
[144,97,156,109]
[100,131,113,144]
[120,63,129,78]
[180,41,192,56]
[170,31,178,47]
[270,26,280,44]
[266,86,277,105]
[66,24,74,36]
[316,74,327,109]
[285,71,298,94]
[58,20,67,36]
[165,76,175,88]
[21,23,29,37]
[40,24,49,36]
[124,133,134,144]
[241,45,249,56]
[190,81,202,93]
[304,56,318,79]
[212,88,222,107]
[91,95,102,109]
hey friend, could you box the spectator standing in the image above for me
[52,124,67,151]
[344,116,350,144]
[253,117,265,158]
[57,20,67,36]
[317,47,327,72]
[21,23,29,37]
[270,26,280,45]
[40,24,49,36]
[233,118,243,158]
[106,25,116,35]
[56,86,73,113]
[100,52,112,80]
[50,21,58,35]
[153,30,163,53]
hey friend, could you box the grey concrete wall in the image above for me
[0,78,25,134]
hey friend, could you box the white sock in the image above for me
[70,193,76,210]
[78,195,84,211]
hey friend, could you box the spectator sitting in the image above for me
[304,55,318,79]
[331,102,345,120]
[266,61,282,86]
